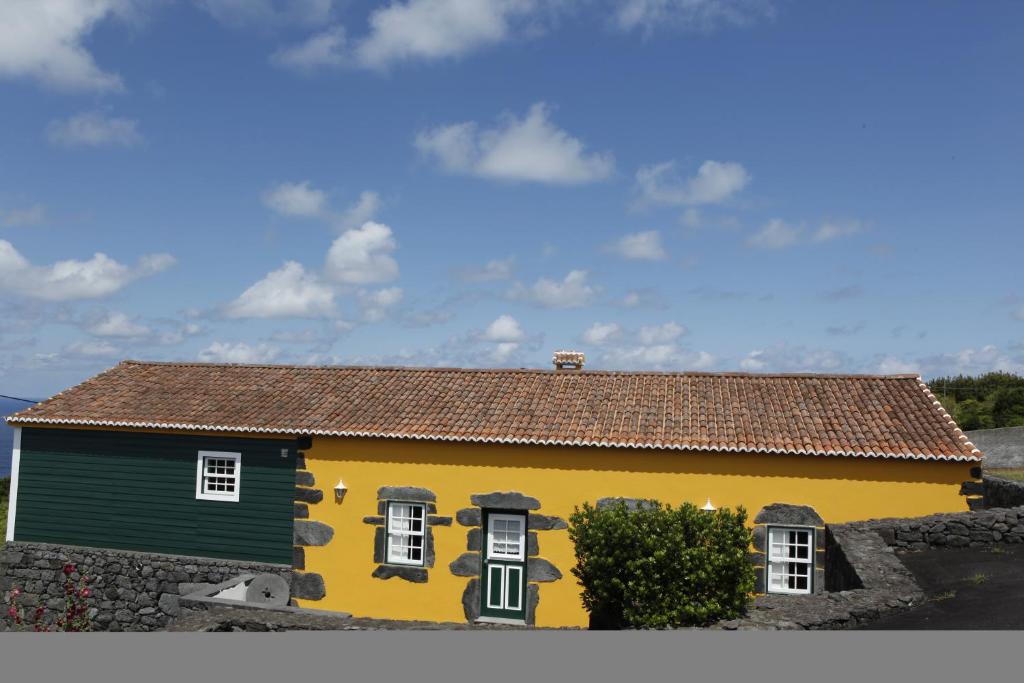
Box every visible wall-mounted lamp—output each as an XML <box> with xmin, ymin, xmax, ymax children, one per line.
<box><xmin>701</xmin><ymin>497</ymin><xmax>717</xmax><ymax>512</ymax></box>
<box><xmin>334</xmin><ymin>479</ymin><xmax>348</xmax><ymax>503</ymax></box>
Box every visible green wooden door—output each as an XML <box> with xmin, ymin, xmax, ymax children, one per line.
<box><xmin>479</xmin><ymin>510</ymin><xmax>528</xmax><ymax>623</ymax></box>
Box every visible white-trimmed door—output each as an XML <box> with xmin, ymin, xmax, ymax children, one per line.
<box><xmin>479</xmin><ymin>511</ymin><xmax>527</xmax><ymax>622</ymax></box>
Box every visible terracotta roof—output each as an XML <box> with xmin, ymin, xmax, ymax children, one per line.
<box><xmin>7</xmin><ymin>360</ymin><xmax>981</xmax><ymax>461</ymax></box>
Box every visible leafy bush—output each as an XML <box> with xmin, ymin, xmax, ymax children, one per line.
<box><xmin>568</xmin><ymin>500</ymin><xmax>755</xmax><ymax>629</ymax></box>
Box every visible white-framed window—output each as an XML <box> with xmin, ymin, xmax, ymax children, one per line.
<box><xmin>386</xmin><ymin>502</ymin><xmax>426</xmax><ymax>566</ymax></box>
<box><xmin>767</xmin><ymin>526</ymin><xmax>814</xmax><ymax>594</ymax></box>
<box><xmin>486</xmin><ymin>513</ymin><xmax>526</xmax><ymax>562</ymax></box>
<box><xmin>195</xmin><ymin>451</ymin><xmax>242</xmax><ymax>502</ymax></box>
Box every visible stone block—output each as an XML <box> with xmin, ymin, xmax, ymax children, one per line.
<box><xmin>377</xmin><ymin>486</ymin><xmax>436</xmax><ymax>503</ymax></box>
<box><xmin>291</xmin><ymin>572</ymin><xmax>326</xmax><ymax>600</ymax></box>
<box><xmin>295</xmin><ymin>471</ymin><xmax>315</xmax><ymax>487</ymax></box>
<box><xmin>456</xmin><ymin>508</ymin><xmax>481</xmax><ymax>527</ymax></box>
<box><xmin>294</xmin><ymin>503</ymin><xmax>309</xmax><ymax>519</ymax></box>
<box><xmin>372</xmin><ymin>565</ymin><xmax>428</xmax><ymax>583</ymax></box>
<box><xmin>293</xmin><ymin>547</ymin><xmax>305</xmax><ymax>570</ymax></box>
<box><xmin>158</xmin><ymin>593</ymin><xmax>180</xmax><ymax>617</ymax></box>
<box><xmin>528</xmin><ymin>514</ymin><xmax>568</xmax><ymax>531</ymax></box>
<box><xmin>471</xmin><ymin>492</ymin><xmax>541</xmax><ymax>510</ymax></box>
<box><xmin>753</xmin><ymin>503</ymin><xmax>824</xmax><ymax>527</ymax></box>
<box><xmin>448</xmin><ymin>553</ymin><xmax>480</xmax><ymax>577</ymax></box>
<box><xmin>526</xmin><ymin>558</ymin><xmax>562</xmax><ymax>583</ymax></box>
<box><xmin>294</xmin><ymin>521</ymin><xmax>335</xmax><ymax>547</ymax></box>
<box><xmin>295</xmin><ymin>487</ymin><xmax>324</xmax><ymax>504</ymax></box>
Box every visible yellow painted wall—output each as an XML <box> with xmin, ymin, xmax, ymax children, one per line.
<box><xmin>297</xmin><ymin>436</ymin><xmax>975</xmax><ymax>628</ymax></box>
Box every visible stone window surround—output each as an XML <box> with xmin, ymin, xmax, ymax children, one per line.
<box><xmin>364</xmin><ymin>486</ymin><xmax>453</xmax><ymax>584</ymax></box>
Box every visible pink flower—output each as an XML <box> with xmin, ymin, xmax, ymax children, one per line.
<box><xmin>7</xmin><ymin>606</ymin><xmax>16</xmax><ymax>618</ymax></box>
<box><xmin>79</xmin><ymin>588</ymin><xmax>91</xmax><ymax>598</ymax></box>
<box><xmin>11</xmin><ymin>588</ymin><xmax>21</xmax><ymax>597</ymax></box>
<box><xmin>63</xmin><ymin>563</ymin><xmax>75</xmax><ymax>576</ymax></box>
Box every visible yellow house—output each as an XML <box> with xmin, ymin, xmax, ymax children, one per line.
<box><xmin>6</xmin><ymin>357</ymin><xmax>982</xmax><ymax>628</ymax></box>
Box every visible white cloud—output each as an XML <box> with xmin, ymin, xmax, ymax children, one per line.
<box><xmin>638</xmin><ymin>321</ymin><xmax>686</xmax><ymax>345</ymax></box>
<box><xmin>356</xmin><ymin>0</ymin><xmax>538</xmax><ymax>69</ymax></box>
<box><xmin>459</xmin><ymin>257</ymin><xmax>515</xmax><ymax>282</ymax></box>
<box><xmin>582</xmin><ymin>322</ymin><xmax>622</xmax><ymax>346</ymax></box>
<box><xmin>608</xmin><ymin>230</ymin><xmax>667</xmax><ymax>261</ymax></box>
<box><xmin>601</xmin><ymin>345</ymin><xmax>715</xmax><ymax>371</ymax></box>
<box><xmin>87</xmin><ymin>311</ymin><xmax>150</xmax><ymax>338</ymax></box>
<box><xmin>0</xmin><ymin>240</ymin><xmax>174</xmax><ymax>301</ymax></box>
<box><xmin>634</xmin><ymin>160</ymin><xmax>749</xmax><ymax>207</ymax></box>
<box><xmin>63</xmin><ymin>339</ymin><xmax>121</xmax><ymax>358</ymax></box>
<box><xmin>336</xmin><ymin>190</ymin><xmax>381</xmax><ymax>231</ymax></box>
<box><xmin>226</xmin><ymin>261</ymin><xmax>335</xmax><ymax>319</ymax></box>
<box><xmin>198</xmin><ymin>341</ymin><xmax>280</xmax><ymax>364</ymax></box>
<box><xmin>916</xmin><ymin>344</ymin><xmax>1024</xmax><ymax>378</ymax></box>
<box><xmin>483</xmin><ymin>314</ymin><xmax>524</xmax><ymax>342</ymax></box>
<box><xmin>47</xmin><ymin>111</ymin><xmax>143</xmax><ymax>148</ymax></box>
<box><xmin>0</xmin><ymin>0</ymin><xmax>132</xmax><ymax>92</ymax></box>
<box><xmin>745</xmin><ymin>218</ymin><xmax>800</xmax><ymax>249</ymax></box>
<box><xmin>196</xmin><ymin>0</ymin><xmax>335</xmax><ymax>28</ymax></box>
<box><xmin>876</xmin><ymin>357</ymin><xmax>920</xmax><ymax>375</ymax></box>
<box><xmin>615</xmin><ymin>0</ymin><xmax>775</xmax><ymax>34</ymax></box>
<box><xmin>262</xmin><ymin>181</ymin><xmax>327</xmax><ymax>218</ymax></box>
<box><xmin>491</xmin><ymin>341</ymin><xmax>520</xmax><ymax>362</ymax></box>
<box><xmin>739</xmin><ymin>345</ymin><xmax>847</xmax><ymax>373</ymax></box>
<box><xmin>359</xmin><ymin>286</ymin><xmax>404</xmax><ymax>321</ymax></box>
<box><xmin>2</xmin><ymin>204</ymin><xmax>46</xmax><ymax>227</ymax></box>
<box><xmin>325</xmin><ymin>221</ymin><xmax>399</xmax><ymax>284</ymax></box>
<box><xmin>511</xmin><ymin>269</ymin><xmax>597</xmax><ymax>308</ymax></box>
<box><xmin>812</xmin><ymin>219</ymin><xmax>863</xmax><ymax>243</ymax></box>
<box><xmin>271</xmin><ymin>25</ymin><xmax>346</xmax><ymax>71</ymax></box>
<box><xmin>416</xmin><ymin>102</ymin><xmax>614</xmax><ymax>185</ymax></box>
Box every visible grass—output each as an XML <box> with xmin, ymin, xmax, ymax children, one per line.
<box><xmin>1</xmin><ymin>476</ymin><xmax>8</xmax><ymax>532</ymax></box>
<box><xmin>970</xmin><ymin>573</ymin><xmax>989</xmax><ymax>585</ymax></box>
<box><xmin>933</xmin><ymin>590</ymin><xmax>957</xmax><ymax>602</ymax></box>
<box><xmin>988</xmin><ymin>468</ymin><xmax>1024</xmax><ymax>482</ymax></box>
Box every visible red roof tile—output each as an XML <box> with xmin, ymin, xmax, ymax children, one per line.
<box><xmin>7</xmin><ymin>360</ymin><xmax>981</xmax><ymax>461</ymax></box>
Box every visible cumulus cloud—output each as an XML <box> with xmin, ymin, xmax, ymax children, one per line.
<box><xmin>226</xmin><ymin>261</ymin><xmax>335</xmax><ymax>319</ymax></box>
<box><xmin>745</xmin><ymin>218</ymin><xmax>800</xmax><ymax>249</ymax></box>
<box><xmin>607</xmin><ymin>230</ymin><xmax>667</xmax><ymax>261</ymax></box>
<box><xmin>196</xmin><ymin>0</ymin><xmax>335</xmax><ymax>29</ymax></box>
<box><xmin>2</xmin><ymin>204</ymin><xmax>46</xmax><ymax>227</ymax></box>
<box><xmin>47</xmin><ymin>111</ymin><xmax>143</xmax><ymax>148</ymax></box>
<box><xmin>739</xmin><ymin>345</ymin><xmax>847</xmax><ymax>373</ymax></box>
<box><xmin>0</xmin><ymin>240</ymin><xmax>174</xmax><ymax>301</ymax></box>
<box><xmin>0</xmin><ymin>0</ymin><xmax>133</xmax><ymax>92</ymax></box>
<box><xmin>582</xmin><ymin>322</ymin><xmax>622</xmax><ymax>346</ymax></box>
<box><xmin>271</xmin><ymin>25</ymin><xmax>346</xmax><ymax>71</ymax></box>
<box><xmin>615</xmin><ymin>0</ymin><xmax>775</xmax><ymax>34</ymax></box>
<box><xmin>458</xmin><ymin>257</ymin><xmax>515</xmax><ymax>283</ymax></box>
<box><xmin>482</xmin><ymin>314</ymin><xmax>524</xmax><ymax>342</ymax></box>
<box><xmin>511</xmin><ymin>270</ymin><xmax>597</xmax><ymax>308</ymax></box>
<box><xmin>262</xmin><ymin>181</ymin><xmax>328</xmax><ymax>218</ymax></box>
<box><xmin>87</xmin><ymin>311</ymin><xmax>151</xmax><ymax>338</ymax></box>
<box><xmin>63</xmin><ymin>339</ymin><xmax>121</xmax><ymax>358</ymax></box>
<box><xmin>416</xmin><ymin>103</ymin><xmax>614</xmax><ymax>185</ymax></box>
<box><xmin>638</xmin><ymin>321</ymin><xmax>686</xmax><ymax>345</ymax></box>
<box><xmin>199</xmin><ymin>341</ymin><xmax>280</xmax><ymax>364</ymax></box>
<box><xmin>601</xmin><ymin>345</ymin><xmax>714</xmax><ymax>371</ymax></box>
<box><xmin>359</xmin><ymin>286</ymin><xmax>404</xmax><ymax>321</ymax></box>
<box><xmin>356</xmin><ymin>0</ymin><xmax>539</xmax><ymax>69</ymax></box>
<box><xmin>876</xmin><ymin>357</ymin><xmax>920</xmax><ymax>375</ymax></box>
<box><xmin>747</xmin><ymin>218</ymin><xmax>863</xmax><ymax>249</ymax></box>
<box><xmin>634</xmin><ymin>160</ymin><xmax>749</xmax><ymax>207</ymax></box>
<box><xmin>336</xmin><ymin>191</ymin><xmax>381</xmax><ymax>232</ymax></box>
<box><xmin>325</xmin><ymin>221</ymin><xmax>399</xmax><ymax>284</ymax></box>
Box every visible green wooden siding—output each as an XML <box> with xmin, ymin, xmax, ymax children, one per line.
<box><xmin>14</xmin><ymin>428</ymin><xmax>296</xmax><ymax>564</ymax></box>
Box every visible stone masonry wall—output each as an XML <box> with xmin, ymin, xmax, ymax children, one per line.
<box><xmin>0</xmin><ymin>542</ymin><xmax>291</xmax><ymax>632</ymax></box>
<box><xmin>983</xmin><ymin>475</ymin><xmax>1024</xmax><ymax>510</ymax></box>
<box><xmin>849</xmin><ymin>504</ymin><xmax>1024</xmax><ymax>550</ymax></box>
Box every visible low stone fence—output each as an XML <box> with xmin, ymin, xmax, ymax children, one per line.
<box><xmin>983</xmin><ymin>475</ymin><xmax>1024</xmax><ymax>509</ymax></box>
<box><xmin>716</xmin><ymin>525</ymin><xmax>923</xmax><ymax>630</ymax></box>
<box><xmin>849</xmin><ymin>505</ymin><xmax>1024</xmax><ymax>550</ymax></box>
<box><xmin>0</xmin><ymin>542</ymin><xmax>291</xmax><ymax>632</ymax></box>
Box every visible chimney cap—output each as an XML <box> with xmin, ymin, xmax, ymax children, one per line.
<box><xmin>553</xmin><ymin>350</ymin><xmax>585</xmax><ymax>371</ymax></box>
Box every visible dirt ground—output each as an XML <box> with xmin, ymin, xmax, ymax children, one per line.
<box><xmin>863</xmin><ymin>545</ymin><xmax>1024</xmax><ymax>629</ymax></box>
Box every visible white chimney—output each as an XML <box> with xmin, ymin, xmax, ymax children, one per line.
<box><xmin>552</xmin><ymin>350</ymin><xmax>585</xmax><ymax>372</ymax></box>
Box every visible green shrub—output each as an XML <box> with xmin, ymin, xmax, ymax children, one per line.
<box><xmin>568</xmin><ymin>500</ymin><xmax>755</xmax><ymax>629</ymax></box>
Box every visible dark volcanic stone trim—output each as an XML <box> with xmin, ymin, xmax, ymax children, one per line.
<box><xmin>461</xmin><ymin>578</ymin><xmax>480</xmax><ymax>622</ymax></box>
<box><xmin>753</xmin><ymin>503</ymin><xmax>824</xmax><ymax>527</ymax></box>
<box><xmin>295</xmin><ymin>452</ymin><xmax>306</xmax><ymax>470</ymax></box>
<box><xmin>372</xmin><ymin>565</ymin><xmax>428</xmax><ymax>583</ymax></box>
<box><xmin>448</xmin><ymin>552</ymin><xmax>481</xmax><ymax>577</ymax></box>
<box><xmin>293</xmin><ymin>521</ymin><xmax>334</xmax><ymax>547</ymax></box>
<box><xmin>528</xmin><ymin>514</ymin><xmax>567</xmax><ymax>530</ymax></box>
<box><xmin>294</xmin><ymin>503</ymin><xmax>309</xmax><ymax>519</ymax></box>
<box><xmin>526</xmin><ymin>584</ymin><xmax>539</xmax><ymax>626</ymax></box>
<box><xmin>296</xmin><ymin>436</ymin><xmax>312</xmax><ymax>451</ymax></box>
<box><xmin>295</xmin><ymin>487</ymin><xmax>324</xmax><ymax>504</ymax></box>
<box><xmin>295</xmin><ymin>471</ymin><xmax>315</xmax><ymax>487</ymax></box>
<box><xmin>377</xmin><ymin>486</ymin><xmax>436</xmax><ymax>503</ymax></box>
<box><xmin>470</xmin><ymin>492</ymin><xmax>541</xmax><ymax>510</ymax></box>
<box><xmin>851</xmin><ymin>504</ymin><xmax>1024</xmax><ymax>550</ymax></box>
<box><xmin>377</xmin><ymin>500</ymin><xmax>388</xmax><ymax>515</ymax></box>
<box><xmin>373</xmin><ymin>528</ymin><xmax>386</xmax><ymax>564</ymax></box>
<box><xmin>456</xmin><ymin>508</ymin><xmax>481</xmax><ymax>527</ymax></box>
<box><xmin>466</xmin><ymin>527</ymin><xmax>481</xmax><ymax>551</ymax></box>
<box><xmin>428</xmin><ymin>516</ymin><xmax>453</xmax><ymax>526</ymax></box>
<box><xmin>425</xmin><ymin>529</ymin><xmax>436</xmax><ymax>569</ymax></box>
<box><xmin>526</xmin><ymin>558</ymin><xmax>561</xmax><ymax>583</ymax></box>
<box><xmin>362</xmin><ymin>516</ymin><xmax>385</xmax><ymax>525</ymax></box>
<box><xmin>293</xmin><ymin>547</ymin><xmax>305</xmax><ymax>570</ymax></box>
<box><xmin>527</xmin><ymin>532</ymin><xmax>539</xmax><ymax>557</ymax></box>
<box><xmin>291</xmin><ymin>572</ymin><xmax>326</xmax><ymax>600</ymax></box>
<box><xmin>983</xmin><ymin>476</ymin><xmax>1024</xmax><ymax>509</ymax></box>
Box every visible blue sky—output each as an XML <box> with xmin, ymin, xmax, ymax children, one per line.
<box><xmin>1</xmin><ymin>0</ymin><xmax>1022</xmax><ymax>397</ymax></box>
